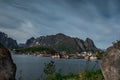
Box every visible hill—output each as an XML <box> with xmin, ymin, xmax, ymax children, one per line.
<box><xmin>25</xmin><ymin>33</ymin><xmax>98</xmax><ymax>53</ymax></box>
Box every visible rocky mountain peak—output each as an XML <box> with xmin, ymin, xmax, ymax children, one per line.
<box><xmin>85</xmin><ymin>38</ymin><xmax>97</xmax><ymax>51</ymax></box>
<box><xmin>56</xmin><ymin>33</ymin><xmax>66</xmax><ymax>36</ymax></box>
<box><xmin>55</xmin><ymin>33</ymin><xmax>70</xmax><ymax>39</ymax></box>
<box><xmin>0</xmin><ymin>31</ymin><xmax>18</xmax><ymax>49</ymax></box>
<box><xmin>85</xmin><ymin>38</ymin><xmax>92</xmax><ymax>41</ymax></box>
<box><xmin>25</xmin><ymin>33</ymin><xmax>98</xmax><ymax>53</ymax></box>
<box><xmin>25</xmin><ymin>37</ymin><xmax>35</xmax><ymax>47</ymax></box>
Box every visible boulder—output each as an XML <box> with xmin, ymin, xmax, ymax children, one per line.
<box><xmin>101</xmin><ymin>41</ymin><xmax>120</xmax><ymax>80</ymax></box>
<box><xmin>0</xmin><ymin>43</ymin><xmax>16</xmax><ymax>80</ymax></box>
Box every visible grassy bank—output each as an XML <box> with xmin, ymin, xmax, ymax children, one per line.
<box><xmin>45</xmin><ymin>70</ymin><xmax>104</xmax><ymax>80</ymax></box>
<box><xmin>44</xmin><ymin>61</ymin><xmax>104</xmax><ymax>80</ymax></box>
<box><xmin>14</xmin><ymin>46</ymin><xmax>56</xmax><ymax>54</ymax></box>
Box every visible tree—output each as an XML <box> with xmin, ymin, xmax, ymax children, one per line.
<box><xmin>44</xmin><ymin>61</ymin><xmax>55</xmax><ymax>75</ymax></box>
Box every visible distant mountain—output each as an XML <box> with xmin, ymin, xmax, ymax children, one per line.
<box><xmin>0</xmin><ymin>31</ymin><xmax>18</xmax><ymax>49</ymax></box>
<box><xmin>18</xmin><ymin>43</ymin><xmax>26</xmax><ymax>48</ymax></box>
<box><xmin>25</xmin><ymin>33</ymin><xmax>98</xmax><ymax>53</ymax></box>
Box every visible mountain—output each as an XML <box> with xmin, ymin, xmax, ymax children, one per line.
<box><xmin>84</xmin><ymin>38</ymin><xmax>97</xmax><ymax>51</ymax></box>
<box><xmin>25</xmin><ymin>33</ymin><xmax>98</xmax><ymax>53</ymax></box>
<box><xmin>0</xmin><ymin>31</ymin><xmax>18</xmax><ymax>49</ymax></box>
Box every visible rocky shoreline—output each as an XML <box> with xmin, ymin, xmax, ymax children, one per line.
<box><xmin>0</xmin><ymin>43</ymin><xmax>16</xmax><ymax>80</ymax></box>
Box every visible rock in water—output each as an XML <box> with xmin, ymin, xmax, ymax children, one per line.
<box><xmin>101</xmin><ymin>41</ymin><xmax>120</xmax><ymax>80</ymax></box>
<box><xmin>0</xmin><ymin>43</ymin><xmax>16</xmax><ymax>80</ymax></box>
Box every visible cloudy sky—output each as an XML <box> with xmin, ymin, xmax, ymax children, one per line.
<box><xmin>0</xmin><ymin>0</ymin><xmax>120</xmax><ymax>49</ymax></box>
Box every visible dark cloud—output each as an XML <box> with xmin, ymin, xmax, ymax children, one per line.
<box><xmin>0</xmin><ymin>0</ymin><xmax>120</xmax><ymax>49</ymax></box>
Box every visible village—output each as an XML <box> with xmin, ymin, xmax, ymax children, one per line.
<box><xmin>33</xmin><ymin>51</ymin><xmax>102</xmax><ymax>60</ymax></box>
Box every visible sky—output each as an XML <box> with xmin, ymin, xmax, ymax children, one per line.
<box><xmin>0</xmin><ymin>0</ymin><xmax>120</xmax><ymax>49</ymax></box>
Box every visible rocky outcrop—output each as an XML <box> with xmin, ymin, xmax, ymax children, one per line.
<box><xmin>85</xmin><ymin>38</ymin><xmax>97</xmax><ymax>51</ymax></box>
<box><xmin>101</xmin><ymin>41</ymin><xmax>120</xmax><ymax>80</ymax></box>
<box><xmin>0</xmin><ymin>31</ymin><xmax>18</xmax><ymax>49</ymax></box>
<box><xmin>0</xmin><ymin>43</ymin><xmax>16</xmax><ymax>80</ymax></box>
<box><xmin>25</xmin><ymin>33</ymin><xmax>98</xmax><ymax>53</ymax></box>
<box><xmin>25</xmin><ymin>37</ymin><xmax>35</xmax><ymax>47</ymax></box>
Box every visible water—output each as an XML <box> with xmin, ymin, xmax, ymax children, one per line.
<box><xmin>12</xmin><ymin>55</ymin><xmax>101</xmax><ymax>80</ymax></box>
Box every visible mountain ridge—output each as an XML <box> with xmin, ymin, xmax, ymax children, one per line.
<box><xmin>0</xmin><ymin>31</ymin><xmax>18</xmax><ymax>49</ymax></box>
<box><xmin>0</xmin><ymin>31</ymin><xmax>98</xmax><ymax>52</ymax></box>
<box><xmin>25</xmin><ymin>33</ymin><xmax>98</xmax><ymax>53</ymax></box>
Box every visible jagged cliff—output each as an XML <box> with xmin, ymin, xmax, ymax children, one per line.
<box><xmin>0</xmin><ymin>31</ymin><xmax>98</xmax><ymax>52</ymax></box>
<box><xmin>0</xmin><ymin>31</ymin><xmax>18</xmax><ymax>49</ymax></box>
<box><xmin>25</xmin><ymin>33</ymin><xmax>98</xmax><ymax>53</ymax></box>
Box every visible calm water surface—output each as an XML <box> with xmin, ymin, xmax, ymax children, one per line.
<box><xmin>12</xmin><ymin>55</ymin><xmax>101</xmax><ymax>80</ymax></box>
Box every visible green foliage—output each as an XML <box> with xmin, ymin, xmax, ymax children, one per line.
<box><xmin>62</xmin><ymin>73</ymin><xmax>79</xmax><ymax>80</ymax></box>
<box><xmin>46</xmin><ymin>73</ymin><xmax>63</xmax><ymax>80</ymax></box>
<box><xmin>45</xmin><ymin>72</ymin><xmax>79</xmax><ymax>80</ymax></box>
<box><xmin>45</xmin><ymin>70</ymin><xmax>104</xmax><ymax>80</ymax></box>
<box><xmin>56</xmin><ymin>43</ymin><xmax>79</xmax><ymax>54</ymax></box>
<box><xmin>56</xmin><ymin>44</ymin><xmax>71</xmax><ymax>53</ymax></box>
<box><xmin>14</xmin><ymin>46</ymin><xmax>56</xmax><ymax>54</ymax></box>
<box><xmin>78</xmin><ymin>70</ymin><xmax>104</xmax><ymax>80</ymax></box>
<box><xmin>44</xmin><ymin>61</ymin><xmax>55</xmax><ymax>75</ymax></box>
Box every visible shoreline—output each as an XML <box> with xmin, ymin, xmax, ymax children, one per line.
<box><xmin>12</xmin><ymin>54</ymin><xmax>101</xmax><ymax>61</ymax></box>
